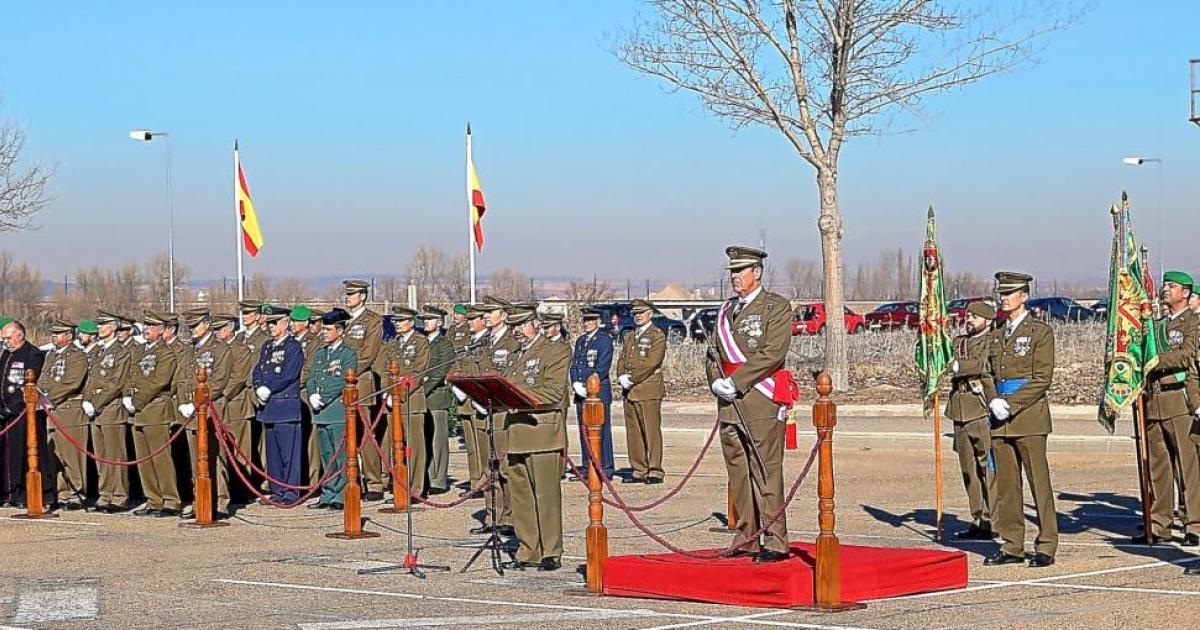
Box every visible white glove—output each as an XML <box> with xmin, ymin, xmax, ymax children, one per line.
<box><xmin>255</xmin><ymin>386</ymin><xmax>271</xmax><ymax>403</ymax></box>
<box><xmin>710</xmin><ymin>378</ymin><xmax>737</xmax><ymax>402</ymax></box>
<box><xmin>572</xmin><ymin>382</ymin><xmax>588</xmax><ymax>398</ymax></box>
<box><xmin>989</xmin><ymin>398</ymin><xmax>1011</xmax><ymax>421</ymax></box>
<box><xmin>122</xmin><ymin>396</ymin><xmax>135</xmax><ymax>413</ymax></box>
<box><xmin>309</xmin><ymin>393</ymin><xmax>323</xmax><ymax>410</ymax></box>
<box><xmin>1194</xmin><ymin>408</ymin><xmax>1200</xmax><ymax>421</ymax></box>
<box><xmin>618</xmin><ymin>374</ymin><xmax>634</xmax><ymax>389</ymax></box>
<box><xmin>473</xmin><ymin>402</ymin><xmax>487</xmax><ymax>415</ymax></box>
<box><xmin>452</xmin><ymin>385</ymin><xmax>467</xmax><ymax>403</ymax></box>
<box><xmin>385</xmin><ymin>393</ymin><xmax>394</xmax><ymax>409</ymax></box>
<box><xmin>951</xmin><ymin>360</ymin><xmax>960</xmax><ymax>374</ymax></box>
<box><xmin>82</xmin><ymin>401</ymin><xmax>96</xmax><ymax>417</ymax></box>
<box><xmin>177</xmin><ymin>403</ymin><xmax>195</xmax><ymax>419</ymax></box>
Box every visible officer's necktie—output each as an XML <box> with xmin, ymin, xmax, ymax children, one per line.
<box><xmin>731</xmin><ymin>300</ymin><xmax>745</xmax><ymax>320</ymax></box>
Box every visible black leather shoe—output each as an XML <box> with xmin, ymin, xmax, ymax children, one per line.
<box><xmin>645</xmin><ymin>477</ymin><xmax>664</xmax><ymax>485</ymax></box>
<box><xmin>498</xmin><ymin>525</ymin><xmax>516</xmax><ymax>537</ymax></box>
<box><xmin>1131</xmin><ymin>533</ymin><xmax>1169</xmax><ymax>545</ymax></box>
<box><xmin>307</xmin><ymin>502</ymin><xmax>328</xmax><ymax>510</ymax></box>
<box><xmin>469</xmin><ymin>524</ymin><xmax>495</xmax><ymax>535</ymax></box>
<box><xmin>62</xmin><ymin>500</ymin><xmax>84</xmax><ymax>511</ymax></box>
<box><xmin>538</xmin><ymin>557</ymin><xmax>561</xmax><ymax>571</ymax></box>
<box><xmin>362</xmin><ymin>491</ymin><xmax>385</xmax><ymax>501</ymax></box>
<box><xmin>157</xmin><ymin>508</ymin><xmax>180</xmax><ymax>518</ymax></box>
<box><xmin>752</xmin><ymin>550</ymin><xmax>789</xmax><ymax>563</ymax></box>
<box><xmin>954</xmin><ymin>525</ymin><xmax>995</xmax><ymax>540</ymax></box>
<box><xmin>500</xmin><ymin>560</ymin><xmax>536</xmax><ymax>571</ymax></box>
<box><xmin>1184</xmin><ymin>563</ymin><xmax>1200</xmax><ymax>575</ymax></box>
<box><xmin>428</xmin><ymin>487</ymin><xmax>450</xmax><ymax>496</ymax></box>
<box><xmin>132</xmin><ymin>506</ymin><xmax>157</xmax><ymax>517</ymax></box>
<box><xmin>1182</xmin><ymin>533</ymin><xmax>1200</xmax><ymax>547</ymax></box>
<box><xmin>621</xmin><ymin>476</ymin><xmax>644</xmax><ymax>484</ymax></box>
<box><xmin>215</xmin><ymin>511</ymin><xmax>230</xmax><ymax>520</ymax></box>
<box><xmin>718</xmin><ymin>548</ymin><xmax>755</xmax><ymax>558</ymax></box>
<box><xmin>327</xmin><ymin>502</ymin><xmax>343</xmax><ymax>510</ymax></box>
<box><xmin>1027</xmin><ymin>553</ymin><xmax>1055</xmax><ymax>568</ymax></box>
<box><xmin>983</xmin><ymin>551</ymin><xmax>1025</xmax><ymax>566</ymax></box>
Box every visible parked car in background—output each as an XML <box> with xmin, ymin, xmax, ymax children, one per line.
<box><xmin>947</xmin><ymin>297</ymin><xmax>993</xmax><ymax>327</ymax></box>
<box><xmin>1027</xmin><ymin>297</ymin><xmax>1101</xmax><ymax>323</ymax></box>
<box><xmin>687</xmin><ymin>307</ymin><xmax>719</xmax><ymax>341</ymax></box>
<box><xmin>1090</xmin><ymin>298</ymin><xmax>1109</xmax><ymax>319</ymax></box>
<box><xmin>605</xmin><ymin>308</ymin><xmax>688</xmax><ymax>342</ymax></box>
<box><xmin>792</xmin><ymin>303</ymin><xmax>866</xmax><ymax>335</ymax></box>
<box><xmin>865</xmin><ymin>301</ymin><xmax>919</xmax><ymax>331</ymax></box>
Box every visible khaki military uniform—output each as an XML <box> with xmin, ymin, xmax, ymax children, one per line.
<box><xmin>424</xmin><ymin>331</ymin><xmax>455</xmax><ymax>492</ymax></box>
<box><xmin>946</xmin><ymin>331</ymin><xmax>998</xmax><ymax>531</ymax></box>
<box><xmin>1144</xmin><ymin>309</ymin><xmax>1200</xmax><ymax>537</ymax></box>
<box><xmin>617</xmin><ymin>324</ymin><xmax>666</xmax><ymax>481</ymax></box>
<box><xmin>382</xmin><ymin>330</ymin><xmax>430</xmax><ymax>497</ymax></box>
<box><xmin>704</xmin><ymin>290</ymin><xmax>793</xmax><ymax>553</ymax></box>
<box><xmin>39</xmin><ymin>344</ymin><xmax>89</xmax><ymax>504</ymax></box>
<box><xmin>480</xmin><ymin>325</ymin><xmax>520</xmax><ymax>526</ymax></box>
<box><xmin>988</xmin><ymin>313</ymin><xmax>1058</xmax><ymax>558</ymax></box>
<box><xmin>343</xmin><ymin>307</ymin><xmax>386</xmax><ymax>493</ymax></box>
<box><xmin>86</xmin><ymin>339</ymin><xmax>132</xmax><ymax>508</ymax></box>
<box><xmin>504</xmin><ymin>334</ymin><xmax>569</xmax><ymax>564</ymax></box>
<box><xmin>128</xmin><ymin>341</ymin><xmax>181</xmax><ymax>510</ymax></box>
<box><xmin>177</xmin><ymin>333</ymin><xmax>232</xmax><ymax>512</ymax></box>
<box><xmin>296</xmin><ymin>330</ymin><xmax>323</xmax><ymax>485</ymax></box>
<box><xmin>223</xmin><ymin>335</ymin><xmax>255</xmax><ymax>502</ymax></box>
<box><xmin>454</xmin><ymin>330</ymin><xmax>490</xmax><ymax>486</ymax></box>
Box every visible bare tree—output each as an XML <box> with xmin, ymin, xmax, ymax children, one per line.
<box><xmin>784</xmin><ymin>257</ymin><xmax>821</xmax><ymax>300</ymax></box>
<box><xmin>273</xmin><ymin>277</ymin><xmax>310</xmax><ymax>305</ymax></box>
<box><xmin>446</xmin><ymin>253</ymin><xmax>470</xmax><ymax>303</ymax></box>
<box><xmin>0</xmin><ymin>120</ymin><xmax>52</xmax><ymax>232</ymax></box>
<box><xmin>406</xmin><ymin>244</ymin><xmax>450</xmax><ymax>304</ymax></box>
<box><xmin>376</xmin><ymin>276</ymin><xmax>403</xmax><ymax>304</ymax></box>
<box><xmin>246</xmin><ymin>273</ymin><xmax>272</xmax><ymax>302</ymax></box>
<box><xmin>145</xmin><ymin>253</ymin><xmax>187</xmax><ymax>310</ymax></box>
<box><xmin>619</xmin><ymin>0</ymin><xmax>1074</xmax><ymax>388</ymax></box>
<box><xmin>489</xmin><ymin>268</ymin><xmax>530</xmax><ymax>301</ymax></box>
<box><xmin>566</xmin><ymin>275</ymin><xmax>615</xmax><ymax>303</ymax></box>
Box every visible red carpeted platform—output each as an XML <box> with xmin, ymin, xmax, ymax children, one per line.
<box><xmin>604</xmin><ymin>541</ymin><xmax>968</xmax><ymax>608</ymax></box>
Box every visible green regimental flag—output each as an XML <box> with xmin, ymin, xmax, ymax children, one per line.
<box><xmin>1098</xmin><ymin>193</ymin><xmax>1159</xmax><ymax>434</ymax></box>
<box><xmin>914</xmin><ymin>207</ymin><xmax>954</xmax><ymax>400</ymax></box>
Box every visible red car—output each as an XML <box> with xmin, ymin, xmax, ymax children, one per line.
<box><xmin>792</xmin><ymin>303</ymin><xmax>866</xmax><ymax>335</ymax></box>
<box><xmin>865</xmin><ymin>301</ymin><xmax>919</xmax><ymax>331</ymax></box>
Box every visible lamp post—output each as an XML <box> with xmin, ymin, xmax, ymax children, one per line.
<box><xmin>130</xmin><ymin>129</ymin><xmax>176</xmax><ymax>311</ymax></box>
<box><xmin>1122</xmin><ymin>157</ymin><xmax>1163</xmax><ymax>277</ymax></box>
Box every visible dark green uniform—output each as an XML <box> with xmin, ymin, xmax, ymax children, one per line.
<box><xmin>454</xmin><ymin>328</ymin><xmax>490</xmax><ymax>487</ymax></box>
<box><xmin>424</xmin><ymin>330</ymin><xmax>455</xmax><ymax>492</ymax></box>
<box><xmin>946</xmin><ymin>330</ymin><xmax>997</xmax><ymax>533</ymax></box>
<box><xmin>306</xmin><ymin>341</ymin><xmax>357</xmax><ymax>506</ymax></box>
<box><xmin>1145</xmin><ymin>309</ymin><xmax>1200</xmax><ymax>537</ymax></box>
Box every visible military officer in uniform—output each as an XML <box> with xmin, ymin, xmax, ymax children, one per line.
<box><xmin>238</xmin><ymin>301</ymin><xmax>268</xmax><ymax>355</ymax></box>
<box><xmin>40</xmin><ymin>319</ymin><xmax>90</xmax><ymax>510</ymax></box>
<box><xmin>177</xmin><ymin>308</ymin><xmax>233</xmax><ymax>518</ymax></box>
<box><xmin>543</xmin><ymin>312</ymin><xmax>568</xmax><ymax>345</ymax></box>
<box><xmin>984</xmin><ymin>272</ymin><xmax>1059</xmax><ymax>568</ymax></box>
<box><xmin>1189</xmin><ymin>282</ymin><xmax>1200</xmax><ymax>315</ymax></box>
<box><xmin>341</xmin><ymin>280</ymin><xmax>387</xmax><ymax>500</ymax></box>
<box><xmin>419</xmin><ymin>306</ymin><xmax>455</xmax><ymax>495</ymax></box>
<box><xmin>502</xmin><ymin>306</ymin><xmax>569</xmax><ymax>571</ymax></box>
<box><xmin>616</xmin><ymin>299</ymin><xmax>667</xmax><ymax>484</ymax></box>
<box><xmin>0</xmin><ymin>321</ymin><xmax>47</xmax><ymax>508</ymax></box>
<box><xmin>1138</xmin><ymin>271</ymin><xmax>1200</xmax><ymax>544</ymax></box>
<box><xmin>214</xmin><ymin>313</ymin><xmax>254</xmax><ymax>505</ymax></box>
<box><xmin>947</xmin><ymin>302</ymin><xmax>998</xmax><ymax>540</ymax></box>
<box><xmin>384</xmin><ymin>306</ymin><xmax>431</xmax><ymax>498</ymax></box>
<box><xmin>87</xmin><ymin>311</ymin><xmax>132</xmax><ymax>512</ymax></box>
<box><xmin>115</xmin><ymin>313</ymin><xmax>140</xmax><ymax>347</ymax></box>
<box><xmin>252</xmin><ymin>306</ymin><xmax>305</xmax><ymax>503</ymax></box>
<box><xmin>452</xmin><ymin>304</ymin><xmax>490</xmax><ymax>494</ymax></box>
<box><xmin>706</xmin><ymin>246</ymin><xmax>796</xmax><ymax>563</ymax></box>
<box><xmin>472</xmin><ymin>296</ymin><xmax>520</xmax><ymax>534</ymax></box>
<box><xmin>291</xmin><ymin>305</ymin><xmax>323</xmax><ymax>487</ymax></box>
<box><xmin>306</xmin><ymin>308</ymin><xmax>356</xmax><ymax>509</ymax></box>
<box><xmin>74</xmin><ymin>320</ymin><xmax>99</xmax><ymax>354</ymax></box>
<box><xmin>570</xmin><ymin>307</ymin><xmax>615</xmax><ymax>480</ymax></box>
<box><xmin>124</xmin><ymin>311</ymin><xmax>182</xmax><ymax>517</ymax></box>
<box><xmin>449</xmin><ymin>304</ymin><xmax>471</xmax><ymax>349</ymax></box>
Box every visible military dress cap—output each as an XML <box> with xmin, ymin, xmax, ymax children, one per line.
<box><xmin>390</xmin><ymin>306</ymin><xmax>418</xmax><ymax>321</ymax></box>
<box><xmin>238</xmin><ymin>300</ymin><xmax>263</xmax><ymax>314</ymax></box>
<box><xmin>308</xmin><ymin>308</ymin><xmax>325</xmax><ymax>322</ymax></box>
<box><xmin>465</xmin><ymin>303</ymin><xmax>486</xmax><ymax>318</ymax></box>
<box><xmin>1163</xmin><ymin>271</ymin><xmax>1194</xmax><ymax>287</ymax></box>
<box><xmin>581</xmin><ymin>307</ymin><xmax>602</xmax><ymax>321</ymax></box>
<box><xmin>994</xmin><ymin>271</ymin><xmax>1033</xmax><ymax>294</ymax></box>
<box><xmin>481</xmin><ymin>295</ymin><xmax>511</xmax><ymax>311</ymax></box>
<box><xmin>342</xmin><ymin>279</ymin><xmax>370</xmax><ymax>295</ymax></box>
<box><xmin>182</xmin><ymin>307</ymin><xmax>211</xmax><ymax>329</ymax></box>
<box><xmin>211</xmin><ymin>313</ymin><xmax>238</xmax><ymax>328</ymax></box>
<box><xmin>76</xmin><ymin>319</ymin><xmax>99</xmax><ymax>335</ymax></box>
<box><xmin>260</xmin><ymin>305</ymin><xmax>291</xmax><ymax>322</ymax></box>
<box><xmin>967</xmin><ymin>302</ymin><xmax>997</xmax><ymax>320</ymax></box>
<box><xmin>725</xmin><ymin>245</ymin><xmax>768</xmax><ymax>271</ymax></box>
<box><xmin>505</xmin><ymin>305</ymin><xmax>539</xmax><ymax>326</ymax></box>
<box><xmin>541</xmin><ymin>311</ymin><xmax>565</xmax><ymax>324</ymax></box>
<box><xmin>48</xmin><ymin>319</ymin><xmax>75</xmax><ymax>334</ymax></box>
<box><xmin>418</xmin><ymin>305</ymin><xmax>448</xmax><ymax>320</ymax></box>
<box><xmin>143</xmin><ymin>310</ymin><xmax>173</xmax><ymax>326</ymax></box>
<box><xmin>322</xmin><ymin>308</ymin><xmax>352</xmax><ymax>327</ymax></box>
<box><xmin>630</xmin><ymin>299</ymin><xmax>657</xmax><ymax>315</ymax></box>
<box><xmin>95</xmin><ymin>310</ymin><xmax>121</xmax><ymax>325</ymax></box>
<box><xmin>453</xmin><ymin>303</ymin><xmax>468</xmax><ymax>315</ymax></box>
<box><xmin>116</xmin><ymin>313</ymin><xmax>136</xmax><ymax>330</ymax></box>
<box><xmin>290</xmin><ymin>305</ymin><xmax>311</xmax><ymax>322</ymax></box>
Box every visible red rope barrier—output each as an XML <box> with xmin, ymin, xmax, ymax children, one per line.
<box><xmin>43</xmin><ymin>405</ymin><xmax>190</xmax><ymax>467</ymax></box>
<box><xmin>209</xmin><ymin>404</ymin><xmax>356</xmax><ymax>493</ymax></box>
<box><xmin>0</xmin><ymin>411</ymin><xmax>24</xmax><ymax>440</ymax></box>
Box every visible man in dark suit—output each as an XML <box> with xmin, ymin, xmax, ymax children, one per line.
<box><xmin>569</xmin><ymin>307</ymin><xmax>614</xmax><ymax>479</ymax></box>
<box><xmin>252</xmin><ymin>305</ymin><xmax>305</xmax><ymax>504</ymax></box>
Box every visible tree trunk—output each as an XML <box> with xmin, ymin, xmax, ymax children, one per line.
<box><xmin>816</xmin><ymin>168</ymin><xmax>849</xmax><ymax>391</ymax></box>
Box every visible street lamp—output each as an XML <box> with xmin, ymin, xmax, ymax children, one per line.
<box><xmin>130</xmin><ymin>129</ymin><xmax>176</xmax><ymax>312</ymax></box>
<box><xmin>1122</xmin><ymin>156</ymin><xmax>1164</xmax><ymax>278</ymax></box>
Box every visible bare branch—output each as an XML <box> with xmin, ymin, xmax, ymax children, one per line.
<box><xmin>0</xmin><ymin>120</ymin><xmax>53</xmax><ymax>232</ymax></box>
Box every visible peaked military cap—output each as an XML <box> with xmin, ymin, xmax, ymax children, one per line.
<box><xmin>343</xmin><ymin>279</ymin><xmax>370</xmax><ymax>295</ymax></box>
<box><xmin>48</xmin><ymin>319</ymin><xmax>75</xmax><ymax>334</ymax></box>
<box><xmin>967</xmin><ymin>302</ymin><xmax>996</xmax><ymax>320</ymax></box>
<box><xmin>1164</xmin><ymin>270</ymin><xmax>1194</xmax><ymax>288</ymax></box>
<box><xmin>994</xmin><ymin>271</ymin><xmax>1033</xmax><ymax>295</ymax></box>
<box><xmin>116</xmin><ymin>313</ymin><xmax>136</xmax><ymax>330</ymax></box>
<box><xmin>290</xmin><ymin>305</ymin><xmax>311</xmax><ymax>322</ymax></box>
<box><xmin>581</xmin><ymin>307</ymin><xmax>602</xmax><ymax>321</ymax></box>
<box><xmin>725</xmin><ymin>245</ymin><xmax>768</xmax><ymax>271</ymax></box>
<box><xmin>261</xmin><ymin>305</ymin><xmax>291</xmax><ymax>322</ymax></box>
<box><xmin>95</xmin><ymin>310</ymin><xmax>121</xmax><ymax>325</ymax></box>
<box><xmin>182</xmin><ymin>307</ymin><xmax>211</xmax><ymax>329</ymax></box>
<box><xmin>238</xmin><ymin>300</ymin><xmax>263</xmax><ymax>314</ymax></box>
<box><xmin>211</xmin><ymin>313</ymin><xmax>238</xmax><ymax>328</ymax></box>
<box><xmin>390</xmin><ymin>306</ymin><xmax>418</xmax><ymax>321</ymax></box>
<box><xmin>76</xmin><ymin>319</ymin><xmax>99</xmax><ymax>335</ymax></box>
<box><xmin>506</xmin><ymin>306</ymin><xmax>539</xmax><ymax>326</ymax></box>
<box><xmin>481</xmin><ymin>295</ymin><xmax>511</xmax><ymax>312</ymax></box>
<box><xmin>630</xmin><ymin>299</ymin><xmax>657</xmax><ymax>315</ymax></box>
<box><xmin>541</xmin><ymin>311</ymin><xmax>565</xmax><ymax>324</ymax></box>
<box><xmin>322</xmin><ymin>308</ymin><xmax>351</xmax><ymax>327</ymax></box>
<box><xmin>308</xmin><ymin>308</ymin><xmax>326</xmax><ymax>322</ymax></box>
<box><xmin>143</xmin><ymin>310</ymin><xmax>173</xmax><ymax>326</ymax></box>
<box><xmin>418</xmin><ymin>305</ymin><xmax>448</xmax><ymax>320</ymax></box>
<box><xmin>465</xmin><ymin>303</ymin><xmax>486</xmax><ymax>318</ymax></box>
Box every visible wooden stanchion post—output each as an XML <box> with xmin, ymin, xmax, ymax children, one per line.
<box><xmin>13</xmin><ymin>369</ymin><xmax>56</xmax><ymax>519</ymax></box>
<box><xmin>182</xmin><ymin>368</ymin><xmax>227</xmax><ymax>528</ymax></box>
<box><xmin>809</xmin><ymin>372</ymin><xmax>863</xmax><ymax>611</ymax></box>
<box><xmin>379</xmin><ymin>361</ymin><xmax>414</xmax><ymax>514</ymax></box>
<box><xmin>584</xmin><ymin>374</ymin><xmax>608</xmax><ymax>593</ymax></box>
<box><xmin>328</xmin><ymin>369</ymin><xmax>380</xmax><ymax>540</ymax></box>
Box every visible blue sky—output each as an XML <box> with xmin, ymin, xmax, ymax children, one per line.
<box><xmin>0</xmin><ymin>1</ymin><xmax>1197</xmax><ymax>286</ymax></box>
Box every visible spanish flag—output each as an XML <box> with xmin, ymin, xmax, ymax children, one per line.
<box><xmin>467</xmin><ymin>124</ymin><xmax>486</xmax><ymax>251</ymax></box>
<box><xmin>234</xmin><ymin>142</ymin><xmax>264</xmax><ymax>257</ymax></box>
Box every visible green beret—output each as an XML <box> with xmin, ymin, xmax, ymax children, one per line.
<box><xmin>966</xmin><ymin>302</ymin><xmax>996</xmax><ymax>320</ymax></box>
<box><xmin>290</xmin><ymin>305</ymin><xmax>311</xmax><ymax>322</ymax></box>
<box><xmin>0</xmin><ymin>317</ymin><xmax>13</xmax><ymax>329</ymax></box>
<box><xmin>453</xmin><ymin>303</ymin><xmax>468</xmax><ymax>315</ymax></box>
<box><xmin>76</xmin><ymin>319</ymin><xmax>99</xmax><ymax>335</ymax></box>
<box><xmin>1193</xmin><ymin>283</ymin><xmax>1199</xmax><ymax>295</ymax></box>
<box><xmin>1164</xmin><ymin>271</ymin><xmax>1194</xmax><ymax>288</ymax></box>
<box><xmin>725</xmin><ymin>245</ymin><xmax>768</xmax><ymax>271</ymax></box>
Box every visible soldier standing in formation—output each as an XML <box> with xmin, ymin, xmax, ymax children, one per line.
<box><xmin>452</xmin><ymin>304</ymin><xmax>489</xmax><ymax>495</ymax></box>
<box><xmin>501</xmin><ymin>306</ymin><xmax>568</xmax><ymax>571</ymax></box>
<box><xmin>178</xmin><ymin>308</ymin><xmax>232</xmax><ymax>518</ymax></box>
<box><xmin>1137</xmin><ymin>271</ymin><xmax>1200</xmax><ymax>545</ymax></box>
<box><xmin>616</xmin><ymin>299</ymin><xmax>666</xmax><ymax>484</ymax></box>
<box><xmin>570</xmin><ymin>307</ymin><xmax>614</xmax><ymax>480</ymax></box>
<box><xmin>291</xmin><ymin>305</ymin><xmax>322</xmax><ymax>486</ymax></box>
<box><xmin>341</xmin><ymin>280</ymin><xmax>386</xmax><ymax>500</ymax></box>
<box><xmin>124</xmin><ymin>311</ymin><xmax>181</xmax><ymax>517</ymax></box>
<box><xmin>947</xmin><ymin>302</ymin><xmax>998</xmax><ymax>540</ymax></box>
<box><xmin>420</xmin><ymin>306</ymin><xmax>454</xmax><ymax>495</ymax></box>
<box><xmin>40</xmin><ymin>319</ymin><xmax>90</xmax><ymax>510</ymax></box>
<box><xmin>0</xmin><ymin>321</ymin><xmax>46</xmax><ymax>508</ymax></box>
<box><xmin>985</xmin><ymin>271</ymin><xmax>1058</xmax><ymax>568</ymax></box>
<box><xmin>216</xmin><ymin>313</ymin><xmax>255</xmax><ymax>506</ymax></box>
<box><xmin>706</xmin><ymin>246</ymin><xmax>795</xmax><ymax>563</ymax></box>
<box><xmin>384</xmin><ymin>306</ymin><xmax>430</xmax><ymax>498</ymax></box>
<box><xmin>471</xmin><ymin>296</ymin><xmax>519</xmax><ymax>535</ymax></box>
<box><xmin>305</xmin><ymin>308</ymin><xmax>356</xmax><ymax>510</ymax></box>
<box><xmin>253</xmin><ymin>306</ymin><xmax>305</xmax><ymax>504</ymax></box>
<box><xmin>87</xmin><ymin>311</ymin><xmax>132</xmax><ymax>512</ymax></box>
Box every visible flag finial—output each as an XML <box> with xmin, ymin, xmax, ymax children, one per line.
<box><xmin>234</xmin><ymin>139</ymin><xmax>239</xmax><ymax>151</ymax></box>
<box><xmin>1121</xmin><ymin>190</ymin><xmax>1128</xmax><ymax>202</ymax></box>
<box><xmin>927</xmin><ymin>206</ymin><xmax>935</xmax><ymax>220</ymax></box>
<box><xmin>466</xmin><ymin>122</ymin><xmax>472</xmax><ymax>135</ymax></box>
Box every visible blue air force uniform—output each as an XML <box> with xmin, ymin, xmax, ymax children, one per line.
<box><xmin>569</xmin><ymin>312</ymin><xmax>615</xmax><ymax>478</ymax></box>
<box><xmin>252</xmin><ymin>323</ymin><xmax>305</xmax><ymax>502</ymax></box>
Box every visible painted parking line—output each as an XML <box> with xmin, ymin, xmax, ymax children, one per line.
<box><xmin>298</xmin><ymin>609</ymin><xmax>660</xmax><ymax>629</ymax></box>
<box><xmin>974</xmin><ymin>580</ymin><xmax>1200</xmax><ymax>597</ymax></box>
<box><xmin>2</xmin><ymin>516</ymin><xmax>101</xmax><ymax>526</ymax></box>
<box><xmin>638</xmin><ymin>608</ymin><xmax>878</xmax><ymax>630</ymax></box>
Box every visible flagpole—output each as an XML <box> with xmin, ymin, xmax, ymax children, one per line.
<box><xmin>466</xmin><ymin>123</ymin><xmax>477</xmax><ymax>303</ymax></box>
<box><xmin>234</xmin><ymin>142</ymin><xmax>245</xmax><ymax>314</ymax></box>
<box><xmin>933</xmin><ymin>391</ymin><xmax>944</xmax><ymax>543</ymax></box>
